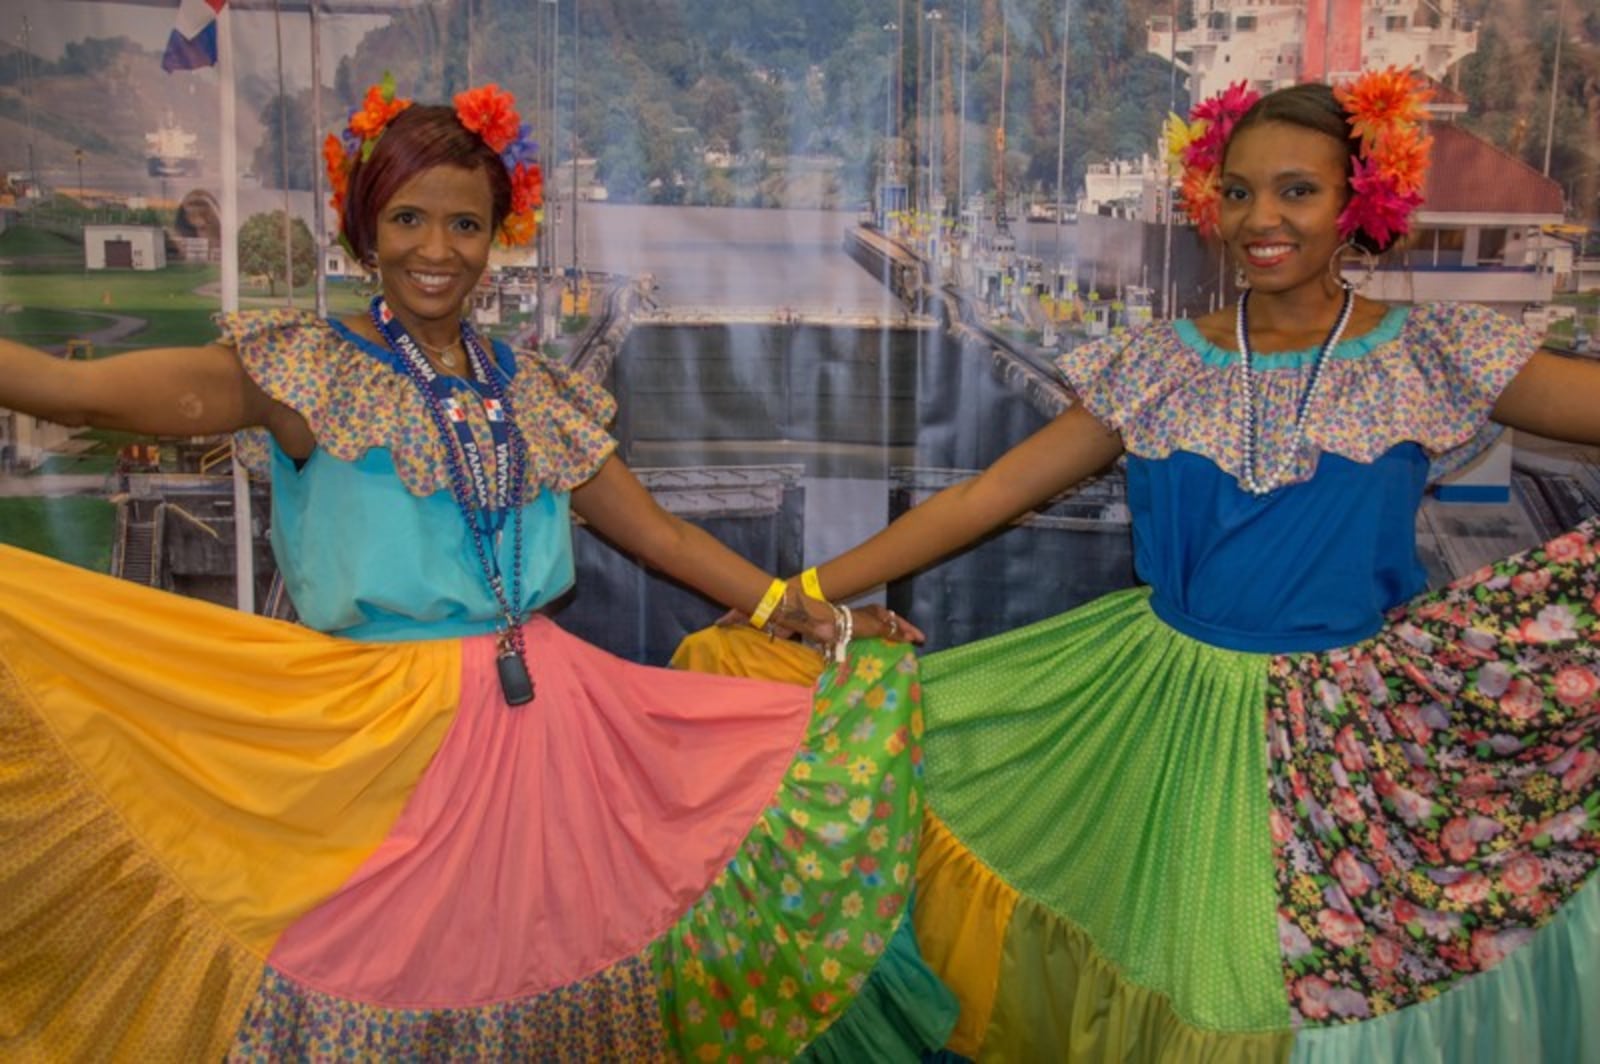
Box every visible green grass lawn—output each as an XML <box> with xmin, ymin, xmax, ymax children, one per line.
<box><xmin>0</xmin><ymin>497</ymin><xmax>115</xmax><ymax>572</ymax></box>
<box><xmin>23</xmin><ymin>428</ymin><xmax>144</xmax><ymax>476</ymax></box>
<box><xmin>0</xmin><ymin>264</ymin><xmax>225</xmax><ymax>350</ymax></box>
<box><xmin>33</xmin><ymin>453</ymin><xmax>116</xmax><ymax>475</ymax></box>
<box><xmin>0</xmin><ymin>306</ymin><xmax>115</xmax><ymax>344</ymax></box>
<box><xmin>0</xmin><ymin>265</ymin><xmax>521</xmax><ymax>355</ymax></box>
<box><xmin>0</xmin><ymin>226</ymin><xmax>81</xmax><ymax>261</ymax></box>
<box><xmin>0</xmin><ymin>267</ymin><xmax>376</xmax><ymax>352</ymax></box>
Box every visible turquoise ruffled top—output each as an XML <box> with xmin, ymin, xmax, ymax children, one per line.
<box><xmin>219</xmin><ymin>310</ymin><xmax>618</xmax><ymax>642</ymax></box>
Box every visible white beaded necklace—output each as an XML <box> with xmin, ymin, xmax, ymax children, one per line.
<box><xmin>1233</xmin><ymin>288</ymin><xmax>1354</xmax><ymax>496</ymax></box>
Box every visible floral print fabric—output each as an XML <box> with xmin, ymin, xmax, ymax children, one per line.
<box><xmin>1055</xmin><ymin>303</ymin><xmax>1540</xmax><ymax>490</ymax></box>
<box><xmin>219</xmin><ymin>309</ymin><xmax>617</xmax><ymax>498</ymax></box>
<box><xmin>1266</xmin><ymin>520</ymin><xmax>1600</xmax><ymax>1024</ymax></box>
<box><xmin>230</xmin><ymin>960</ymin><xmax>667</xmax><ymax>1062</ymax></box>
<box><xmin>651</xmin><ymin>642</ymin><xmax>926</xmax><ymax>1060</ymax></box>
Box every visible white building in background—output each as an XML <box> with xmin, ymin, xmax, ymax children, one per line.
<box><xmin>1149</xmin><ymin>0</ymin><xmax>1480</xmax><ymax>103</ymax></box>
<box><xmin>0</xmin><ymin>411</ymin><xmax>75</xmax><ymax>473</ymax></box>
<box><xmin>1080</xmin><ymin>156</ymin><xmax>1161</xmax><ymax>216</ymax></box>
<box><xmin>83</xmin><ymin>225</ymin><xmax>167</xmax><ymax>271</ymax></box>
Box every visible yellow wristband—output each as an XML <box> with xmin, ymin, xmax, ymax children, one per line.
<box><xmin>749</xmin><ymin>577</ymin><xmax>789</xmax><ymax>629</ymax></box>
<box><xmin>800</xmin><ymin>567</ymin><xmax>827</xmax><ymax>602</ymax></box>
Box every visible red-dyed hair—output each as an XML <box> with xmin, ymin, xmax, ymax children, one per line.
<box><xmin>340</xmin><ymin>104</ymin><xmax>513</xmax><ymax>264</ymax></box>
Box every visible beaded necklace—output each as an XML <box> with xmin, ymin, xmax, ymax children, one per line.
<box><xmin>371</xmin><ymin>296</ymin><xmax>535</xmax><ymax>705</ymax></box>
<box><xmin>1233</xmin><ymin>287</ymin><xmax>1354</xmax><ymax>496</ymax></box>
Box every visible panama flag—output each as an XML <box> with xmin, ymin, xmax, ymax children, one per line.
<box><xmin>162</xmin><ymin>0</ymin><xmax>228</xmax><ymax>73</ymax></box>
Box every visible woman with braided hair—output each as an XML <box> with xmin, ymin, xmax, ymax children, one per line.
<box><xmin>682</xmin><ymin>72</ymin><xmax>1600</xmax><ymax>1061</ymax></box>
<box><xmin>0</xmin><ymin>79</ymin><xmax>954</xmax><ymax>1059</ymax></box>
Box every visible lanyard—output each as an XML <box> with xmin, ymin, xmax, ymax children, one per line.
<box><xmin>373</xmin><ymin>301</ymin><xmax>516</xmax><ymax>533</ymax></box>
<box><xmin>370</xmin><ymin>297</ymin><xmax>535</xmax><ymax>705</ymax></box>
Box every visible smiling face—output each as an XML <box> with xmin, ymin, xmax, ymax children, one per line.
<box><xmin>1219</xmin><ymin>121</ymin><xmax>1351</xmax><ymax>301</ymax></box>
<box><xmin>373</xmin><ymin>163</ymin><xmax>495</xmax><ymax>339</ymax></box>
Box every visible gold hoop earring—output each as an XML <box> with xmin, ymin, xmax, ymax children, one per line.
<box><xmin>1328</xmin><ymin>240</ymin><xmax>1378</xmax><ymax>292</ymax></box>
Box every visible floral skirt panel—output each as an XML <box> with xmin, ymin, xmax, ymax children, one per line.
<box><xmin>670</xmin><ymin>521</ymin><xmax>1600</xmax><ymax>1063</ymax></box>
<box><xmin>0</xmin><ymin>545</ymin><xmax>954</xmax><ymax>1062</ymax></box>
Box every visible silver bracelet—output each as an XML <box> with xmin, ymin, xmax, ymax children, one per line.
<box><xmin>830</xmin><ymin>603</ymin><xmax>853</xmax><ymax>665</ymax></box>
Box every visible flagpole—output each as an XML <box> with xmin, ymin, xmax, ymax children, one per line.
<box><xmin>216</xmin><ymin>3</ymin><xmax>256</xmax><ymax>614</ymax></box>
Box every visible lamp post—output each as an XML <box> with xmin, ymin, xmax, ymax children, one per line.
<box><xmin>957</xmin><ymin>0</ymin><xmax>967</xmax><ymax>221</ymax></box>
<box><xmin>74</xmin><ymin>148</ymin><xmax>85</xmax><ymax>204</ymax></box>
<box><xmin>1543</xmin><ymin>0</ymin><xmax>1568</xmax><ymax>178</ymax></box>
<box><xmin>926</xmin><ymin>9</ymin><xmax>943</xmax><ymax>222</ymax></box>
<box><xmin>535</xmin><ymin>0</ymin><xmax>558</xmax><ymax>341</ymax></box>
<box><xmin>883</xmin><ymin>21</ymin><xmax>898</xmax><ymax>201</ymax></box>
<box><xmin>1053</xmin><ymin>0</ymin><xmax>1070</xmax><ymax>270</ymax></box>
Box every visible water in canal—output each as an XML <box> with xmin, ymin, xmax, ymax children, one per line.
<box><xmin>558</xmin><ymin>319</ymin><xmax>1135</xmax><ymax>662</ymax></box>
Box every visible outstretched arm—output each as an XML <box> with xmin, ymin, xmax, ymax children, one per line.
<box><xmin>1493</xmin><ymin>349</ymin><xmax>1600</xmax><ymax>445</ymax></box>
<box><xmin>811</xmin><ymin>403</ymin><xmax>1125</xmax><ymax>602</ymax></box>
<box><xmin>570</xmin><ymin>454</ymin><xmax>791</xmax><ymax>618</ymax></box>
<box><xmin>0</xmin><ymin>338</ymin><xmax>310</xmax><ymax>453</ymax></box>
<box><xmin>571</xmin><ymin>453</ymin><xmax>896</xmax><ymax>641</ymax></box>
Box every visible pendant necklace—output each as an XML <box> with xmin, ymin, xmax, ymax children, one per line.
<box><xmin>372</xmin><ymin>296</ymin><xmax>536</xmax><ymax>706</ymax></box>
<box><xmin>416</xmin><ymin>336</ymin><xmax>462</xmax><ymax>369</ymax></box>
<box><xmin>1234</xmin><ymin>287</ymin><xmax>1354</xmax><ymax>496</ymax></box>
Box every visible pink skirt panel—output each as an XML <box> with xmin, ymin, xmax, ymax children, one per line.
<box><xmin>265</xmin><ymin>617</ymin><xmax>814</xmax><ymax>1007</ymax></box>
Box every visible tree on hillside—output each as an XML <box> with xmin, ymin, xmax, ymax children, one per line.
<box><xmin>238</xmin><ymin>211</ymin><xmax>315</xmax><ymax>296</ymax></box>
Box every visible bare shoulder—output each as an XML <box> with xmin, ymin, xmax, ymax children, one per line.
<box><xmin>338</xmin><ymin>313</ymin><xmax>383</xmax><ymax>347</ymax></box>
<box><xmin>1190</xmin><ymin>307</ymin><xmax>1235</xmax><ymax>350</ymax></box>
<box><xmin>1346</xmin><ymin>295</ymin><xmax>1393</xmax><ymax>338</ymax></box>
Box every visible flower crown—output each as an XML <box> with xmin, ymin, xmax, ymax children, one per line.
<box><xmin>323</xmin><ymin>73</ymin><xmax>544</xmax><ymax>251</ymax></box>
<box><xmin>1163</xmin><ymin>67</ymin><xmax>1433</xmax><ymax>248</ymax></box>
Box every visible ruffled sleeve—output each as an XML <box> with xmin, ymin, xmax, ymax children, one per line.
<box><xmin>217</xmin><ymin>309</ymin><xmax>616</xmax><ymax>497</ymax></box>
<box><xmin>1049</xmin><ymin>305</ymin><xmax>1544</xmax><ymax>488</ymax></box>
<box><xmin>1402</xmin><ymin>302</ymin><xmax>1542</xmax><ymax>458</ymax></box>
<box><xmin>1052</xmin><ymin>326</ymin><xmax>1177</xmax><ymax>435</ymax></box>
<box><xmin>498</xmin><ymin>341</ymin><xmax>618</xmax><ymax>492</ymax></box>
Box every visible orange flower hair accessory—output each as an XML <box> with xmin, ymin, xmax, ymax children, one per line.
<box><xmin>453</xmin><ymin>84</ymin><xmax>543</xmax><ymax>247</ymax></box>
<box><xmin>323</xmin><ymin>76</ymin><xmax>544</xmax><ymax>251</ymax></box>
<box><xmin>1333</xmin><ymin>67</ymin><xmax>1433</xmax><ymax>248</ymax></box>
<box><xmin>1163</xmin><ymin>81</ymin><xmax>1260</xmax><ymax>239</ymax></box>
<box><xmin>323</xmin><ymin>72</ymin><xmax>412</xmax><ymax>223</ymax></box>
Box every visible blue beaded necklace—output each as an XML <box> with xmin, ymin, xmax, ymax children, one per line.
<box><xmin>371</xmin><ymin>296</ymin><xmax>535</xmax><ymax>705</ymax></box>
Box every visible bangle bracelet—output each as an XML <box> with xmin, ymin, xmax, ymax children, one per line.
<box><xmin>800</xmin><ymin>567</ymin><xmax>827</xmax><ymax>602</ymax></box>
<box><xmin>749</xmin><ymin>577</ymin><xmax>788</xmax><ymax>629</ymax></box>
<box><xmin>830</xmin><ymin>603</ymin><xmax>854</xmax><ymax>664</ymax></box>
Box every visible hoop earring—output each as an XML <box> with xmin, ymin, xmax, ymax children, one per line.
<box><xmin>359</xmin><ymin>261</ymin><xmax>382</xmax><ymax>298</ymax></box>
<box><xmin>1234</xmin><ymin>264</ymin><xmax>1250</xmax><ymax>290</ymax></box>
<box><xmin>1328</xmin><ymin>240</ymin><xmax>1378</xmax><ymax>292</ymax></box>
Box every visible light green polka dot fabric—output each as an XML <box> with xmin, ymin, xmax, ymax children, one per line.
<box><xmin>920</xmin><ymin>587</ymin><xmax>1290</xmax><ymax>1034</ymax></box>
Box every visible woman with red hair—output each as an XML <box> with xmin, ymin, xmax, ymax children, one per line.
<box><xmin>0</xmin><ymin>79</ymin><xmax>950</xmax><ymax>1059</ymax></box>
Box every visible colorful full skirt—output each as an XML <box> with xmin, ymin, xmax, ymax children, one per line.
<box><xmin>0</xmin><ymin>544</ymin><xmax>956</xmax><ymax>1061</ymax></box>
<box><xmin>672</xmin><ymin>522</ymin><xmax>1600</xmax><ymax>1062</ymax></box>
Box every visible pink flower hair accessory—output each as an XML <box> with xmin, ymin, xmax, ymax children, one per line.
<box><xmin>1165</xmin><ymin>67</ymin><xmax>1433</xmax><ymax>248</ymax></box>
<box><xmin>1163</xmin><ymin>81</ymin><xmax>1260</xmax><ymax>239</ymax></box>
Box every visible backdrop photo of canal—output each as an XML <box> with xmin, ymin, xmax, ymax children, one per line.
<box><xmin>543</xmin><ymin>205</ymin><xmax>1135</xmax><ymax>664</ymax></box>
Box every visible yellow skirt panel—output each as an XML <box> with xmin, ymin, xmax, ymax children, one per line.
<box><xmin>0</xmin><ymin>546</ymin><xmax>459</xmax><ymax>954</ymax></box>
